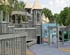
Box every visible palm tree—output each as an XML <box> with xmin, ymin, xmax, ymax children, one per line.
<box><xmin>0</xmin><ymin>0</ymin><xmax>10</xmax><ymax>21</ymax></box>
<box><xmin>14</xmin><ymin>1</ymin><xmax>25</xmax><ymax>11</ymax></box>
<box><xmin>0</xmin><ymin>0</ymin><xmax>25</xmax><ymax>21</ymax></box>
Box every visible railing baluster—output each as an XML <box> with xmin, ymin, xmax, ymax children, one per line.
<box><xmin>0</xmin><ymin>40</ymin><xmax>1</xmax><ymax>55</ymax></box>
<box><xmin>1</xmin><ymin>40</ymin><xmax>2</xmax><ymax>55</ymax></box>
<box><xmin>1</xmin><ymin>40</ymin><xmax>5</xmax><ymax>55</ymax></box>
<box><xmin>20</xmin><ymin>38</ymin><xmax>23</xmax><ymax>55</ymax></box>
<box><xmin>11</xmin><ymin>39</ymin><xmax>14</xmax><ymax>55</ymax></box>
<box><xmin>8</xmin><ymin>39</ymin><xmax>10</xmax><ymax>55</ymax></box>
<box><xmin>7</xmin><ymin>40</ymin><xmax>9</xmax><ymax>55</ymax></box>
<box><xmin>13</xmin><ymin>39</ymin><xmax>15</xmax><ymax>55</ymax></box>
<box><xmin>16</xmin><ymin>38</ymin><xmax>17</xmax><ymax>55</ymax></box>
<box><xmin>21</xmin><ymin>37</ymin><xmax>26</xmax><ymax>55</ymax></box>
<box><xmin>4</xmin><ymin>39</ymin><xmax>6</xmax><ymax>55</ymax></box>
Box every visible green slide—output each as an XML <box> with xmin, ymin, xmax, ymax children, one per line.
<box><xmin>59</xmin><ymin>31</ymin><xmax>68</xmax><ymax>42</ymax></box>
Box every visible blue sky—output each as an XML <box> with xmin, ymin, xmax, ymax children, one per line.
<box><xmin>18</xmin><ymin>0</ymin><xmax>70</xmax><ymax>14</ymax></box>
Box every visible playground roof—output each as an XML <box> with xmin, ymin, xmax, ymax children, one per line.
<box><xmin>24</xmin><ymin>0</ymin><xmax>32</xmax><ymax>9</ymax></box>
<box><xmin>11</xmin><ymin>11</ymin><xmax>32</xmax><ymax>17</ymax></box>
<box><xmin>46</xmin><ymin>17</ymin><xmax>50</xmax><ymax>23</ymax></box>
<box><xmin>33</xmin><ymin>0</ymin><xmax>42</xmax><ymax>10</ymax></box>
<box><xmin>42</xmin><ymin>14</ymin><xmax>50</xmax><ymax>23</ymax></box>
<box><xmin>42</xmin><ymin>14</ymin><xmax>46</xmax><ymax>20</ymax></box>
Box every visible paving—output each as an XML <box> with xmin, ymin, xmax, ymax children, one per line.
<box><xmin>29</xmin><ymin>44</ymin><xmax>70</xmax><ymax>55</ymax></box>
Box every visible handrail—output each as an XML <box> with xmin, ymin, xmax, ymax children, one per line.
<box><xmin>0</xmin><ymin>33</ymin><xmax>27</xmax><ymax>40</ymax></box>
<box><xmin>14</xmin><ymin>28</ymin><xmax>36</xmax><ymax>30</ymax></box>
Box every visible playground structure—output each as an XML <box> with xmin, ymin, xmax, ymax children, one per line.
<box><xmin>41</xmin><ymin>8</ymin><xmax>70</xmax><ymax>49</ymax></box>
<box><xmin>0</xmin><ymin>0</ymin><xmax>42</xmax><ymax>47</ymax></box>
<box><xmin>0</xmin><ymin>0</ymin><xmax>69</xmax><ymax>46</ymax></box>
<box><xmin>0</xmin><ymin>0</ymin><xmax>42</xmax><ymax>54</ymax></box>
<box><xmin>42</xmin><ymin>23</ymin><xmax>58</xmax><ymax>47</ymax></box>
<box><xmin>0</xmin><ymin>0</ymin><xmax>70</xmax><ymax>55</ymax></box>
<box><xmin>47</xmin><ymin>24</ymin><xmax>70</xmax><ymax>48</ymax></box>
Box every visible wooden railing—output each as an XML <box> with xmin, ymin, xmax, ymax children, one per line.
<box><xmin>0</xmin><ymin>33</ymin><xmax>27</xmax><ymax>55</ymax></box>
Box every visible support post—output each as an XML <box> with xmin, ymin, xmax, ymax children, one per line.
<box><xmin>62</xmin><ymin>29</ymin><xmax>64</xmax><ymax>44</ymax></box>
<box><xmin>48</xmin><ymin>26</ymin><xmax>51</xmax><ymax>46</ymax></box>
<box><xmin>56</xmin><ymin>24</ymin><xmax>59</xmax><ymax>48</ymax></box>
<box><xmin>0</xmin><ymin>11</ymin><xmax>3</xmax><ymax>22</ymax></box>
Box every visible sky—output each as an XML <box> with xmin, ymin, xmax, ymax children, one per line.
<box><xmin>18</xmin><ymin>0</ymin><xmax>70</xmax><ymax>14</ymax></box>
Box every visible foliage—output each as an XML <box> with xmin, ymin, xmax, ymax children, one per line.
<box><xmin>53</xmin><ymin>14</ymin><xmax>61</xmax><ymax>24</ymax></box>
<box><xmin>0</xmin><ymin>0</ymin><xmax>25</xmax><ymax>21</ymax></box>
<box><xmin>14</xmin><ymin>1</ymin><xmax>25</xmax><ymax>11</ymax></box>
<box><xmin>54</xmin><ymin>7</ymin><xmax>70</xmax><ymax>26</ymax></box>
<box><xmin>60</xmin><ymin>7</ymin><xmax>69</xmax><ymax>25</ymax></box>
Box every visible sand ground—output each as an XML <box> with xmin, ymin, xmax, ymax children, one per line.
<box><xmin>26</xmin><ymin>49</ymin><xmax>34</xmax><ymax>55</ymax></box>
<box><xmin>0</xmin><ymin>48</ymin><xmax>34</xmax><ymax>55</ymax></box>
<box><xmin>59</xmin><ymin>48</ymin><xmax>70</xmax><ymax>53</ymax></box>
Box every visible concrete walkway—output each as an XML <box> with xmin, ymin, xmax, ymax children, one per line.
<box><xmin>29</xmin><ymin>44</ymin><xmax>70</xmax><ymax>55</ymax></box>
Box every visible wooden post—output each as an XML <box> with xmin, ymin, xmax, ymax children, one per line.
<box><xmin>21</xmin><ymin>37</ymin><xmax>26</xmax><ymax>55</ymax></box>
<box><xmin>15</xmin><ymin>15</ymin><xmax>17</xmax><ymax>24</ymax></box>
<box><xmin>10</xmin><ymin>15</ymin><xmax>13</xmax><ymax>25</ymax></box>
<box><xmin>48</xmin><ymin>26</ymin><xmax>51</xmax><ymax>46</ymax></box>
<box><xmin>25</xmin><ymin>13</ymin><xmax>27</xmax><ymax>28</ymax></box>
<box><xmin>15</xmin><ymin>38</ymin><xmax>17</xmax><ymax>55</ymax></box>
<box><xmin>62</xmin><ymin>28</ymin><xmax>64</xmax><ymax>44</ymax></box>
<box><xmin>21</xmin><ymin>16</ymin><xmax>22</xmax><ymax>23</ymax></box>
<box><xmin>1</xmin><ymin>40</ymin><xmax>5</xmax><ymax>55</ymax></box>
<box><xmin>67</xmin><ymin>27</ymin><xmax>70</xmax><ymax>40</ymax></box>
<box><xmin>10</xmin><ymin>39</ymin><xmax>14</xmax><ymax>55</ymax></box>
<box><xmin>7</xmin><ymin>14</ymin><xmax>9</xmax><ymax>23</ymax></box>
<box><xmin>56</xmin><ymin>24</ymin><xmax>59</xmax><ymax>48</ymax></box>
<box><xmin>40</xmin><ymin>11</ymin><xmax>42</xmax><ymax>44</ymax></box>
<box><xmin>13</xmin><ymin>39</ymin><xmax>15</xmax><ymax>55</ymax></box>
<box><xmin>0</xmin><ymin>11</ymin><xmax>3</xmax><ymax>22</ymax></box>
<box><xmin>0</xmin><ymin>40</ymin><xmax>1</xmax><ymax>55</ymax></box>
